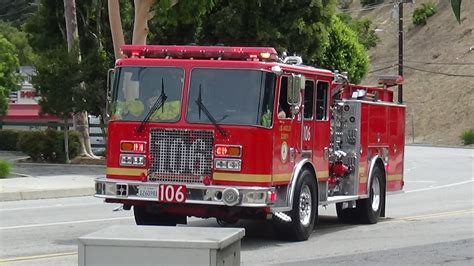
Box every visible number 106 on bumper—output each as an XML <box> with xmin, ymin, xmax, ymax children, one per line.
<box><xmin>137</xmin><ymin>184</ymin><xmax>186</xmax><ymax>202</ymax></box>
<box><xmin>158</xmin><ymin>184</ymin><xmax>186</xmax><ymax>203</ymax></box>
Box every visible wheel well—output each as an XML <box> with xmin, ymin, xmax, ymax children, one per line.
<box><xmin>302</xmin><ymin>163</ymin><xmax>317</xmax><ymax>183</ymax></box>
<box><xmin>286</xmin><ymin>161</ymin><xmax>318</xmax><ymax>210</ymax></box>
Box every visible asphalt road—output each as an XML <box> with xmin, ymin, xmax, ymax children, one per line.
<box><xmin>0</xmin><ymin>146</ymin><xmax>472</xmax><ymax>265</ymax></box>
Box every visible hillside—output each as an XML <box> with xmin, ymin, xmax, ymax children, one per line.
<box><xmin>349</xmin><ymin>0</ymin><xmax>473</xmax><ymax>145</ymax></box>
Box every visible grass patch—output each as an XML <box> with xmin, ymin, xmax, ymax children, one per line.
<box><xmin>0</xmin><ymin>160</ymin><xmax>11</xmax><ymax>178</ymax></box>
<box><xmin>461</xmin><ymin>129</ymin><xmax>474</xmax><ymax>145</ymax></box>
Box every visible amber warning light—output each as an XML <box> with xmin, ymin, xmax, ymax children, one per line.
<box><xmin>215</xmin><ymin>145</ymin><xmax>241</xmax><ymax>157</ymax></box>
<box><xmin>120</xmin><ymin>141</ymin><xmax>146</xmax><ymax>153</ymax></box>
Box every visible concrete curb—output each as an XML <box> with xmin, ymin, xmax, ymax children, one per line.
<box><xmin>0</xmin><ymin>187</ymin><xmax>95</xmax><ymax>202</ymax></box>
<box><xmin>406</xmin><ymin>144</ymin><xmax>474</xmax><ymax>149</ymax></box>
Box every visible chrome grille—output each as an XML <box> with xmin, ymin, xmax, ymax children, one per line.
<box><xmin>149</xmin><ymin>129</ymin><xmax>214</xmax><ymax>183</ymax></box>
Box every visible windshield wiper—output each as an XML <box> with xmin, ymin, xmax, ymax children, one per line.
<box><xmin>136</xmin><ymin>78</ymin><xmax>167</xmax><ymax>132</ymax></box>
<box><xmin>195</xmin><ymin>84</ymin><xmax>227</xmax><ymax>136</ymax></box>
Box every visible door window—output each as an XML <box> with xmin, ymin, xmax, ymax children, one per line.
<box><xmin>316</xmin><ymin>81</ymin><xmax>329</xmax><ymax>120</ymax></box>
<box><xmin>304</xmin><ymin>80</ymin><xmax>315</xmax><ymax>120</ymax></box>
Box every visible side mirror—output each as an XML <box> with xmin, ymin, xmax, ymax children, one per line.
<box><xmin>106</xmin><ymin>68</ymin><xmax>115</xmax><ymax>118</ymax></box>
<box><xmin>106</xmin><ymin>68</ymin><xmax>115</xmax><ymax>101</ymax></box>
<box><xmin>287</xmin><ymin>74</ymin><xmax>305</xmax><ymax>112</ymax></box>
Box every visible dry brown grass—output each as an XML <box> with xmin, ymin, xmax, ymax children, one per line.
<box><xmin>349</xmin><ymin>0</ymin><xmax>474</xmax><ymax>145</ymax></box>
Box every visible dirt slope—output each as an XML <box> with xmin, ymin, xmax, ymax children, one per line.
<box><xmin>350</xmin><ymin>0</ymin><xmax>473</xmax><ymax>145</ymax></box>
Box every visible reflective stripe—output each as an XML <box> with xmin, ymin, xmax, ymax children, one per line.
<box><xmin>213</xmin><ymin>172</ymin><xmax>271</xmax><ymax>182</ymax></box>
<box><xmin>106</xmin><ymin>167</ymin><xmax>146</xmax><ymax>176</ymax></box>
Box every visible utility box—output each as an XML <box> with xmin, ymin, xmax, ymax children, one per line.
<box><xmin>78</xmin><ymin>225</ymin><xmax>245</xmax><ymax>266</ymax></box>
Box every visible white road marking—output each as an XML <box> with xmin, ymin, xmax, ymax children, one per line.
<box><xmin>0</xmin><ymin>252</ymin><xmax>77</xmax><ymax>263</ymax></box>
<box><xmin>405</xmin><ymin>179</ymin><xmax>474</xmax><ymax>193</ymax></box>
<box><xmin>0</xmin><ymin>202</ymin><xmax>109</xmax><ymax>212</ymax></box>
<box><xmin>0</xmin><ymin>216</ymin><xmax>134</xmax><ymax>230</ymax></box>
<box><xmin>404</xmin><ymin>180</ymin><xmax>436</xmax><ymax>183</ymax></box>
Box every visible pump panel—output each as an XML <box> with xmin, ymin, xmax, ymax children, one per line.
<box><xmin>332</xmin><ymin>101</ymin><xmax>362</xmax><ymax>196</ymax></box>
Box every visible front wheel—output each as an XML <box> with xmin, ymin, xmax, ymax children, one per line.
<box><xmin>273</xmin><ymin>169</ymin><xmax>318</xmax><ymax>241</ymax></box>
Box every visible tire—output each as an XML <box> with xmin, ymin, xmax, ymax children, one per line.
<box><xmin>336</xmin><ymin>202</ymin><xmax>359</xmax><ymax>224</ymax></box>
<box><xmin>216</xmin><ymin>217</ymin><xmax>239</xmax><ymax>227</ymax></box>
<box><xmin>356</xmin><ymin>166</ymin><xmax>385</xmax><ymax>224</ymax></box>
<box><xmin>133</xmin><ymin>205</ymin><xmax>184</xmax><ymax>226</ymax></box>
<box><xmin>273</xmin><ymin>169</ymin><xmax>318</xmax><ymax>241</ymax></box>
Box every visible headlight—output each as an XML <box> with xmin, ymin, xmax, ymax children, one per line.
<box><xmin>120</xmin><ymin>154</ymin><xmax>146</xmax><ymax>166</ymax></box>
<box><xmin>214</xmin><ymin>159</ymin><xmax>241</xmax><ymax>171</ymax></box>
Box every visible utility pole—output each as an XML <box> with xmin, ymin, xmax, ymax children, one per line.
<box><xmin>398</xmin><ymin>0</ymin><xmax>404</xmax><ymax>104</ymax></box>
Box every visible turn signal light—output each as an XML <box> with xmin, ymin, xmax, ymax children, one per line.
<box><xmin>215</xmin><ymin>145</ymin><xmax>241</xmax><ymax>157</ymax></box>
<box><xmin>120</xmin><ymin>141</ymin><xmax>146</xmax><ymax>153</ymax></box>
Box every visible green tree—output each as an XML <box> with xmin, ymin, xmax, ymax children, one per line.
<box><xmin>194</xmin><ymin>0</ymin><xmax>335</xmax><ymax>65</ymax></box>
<box><xmin>320</xmin><ymin>16</ymin><xmax>369</xmax><ymax>83</ymax></box>
<box><xmin>337</xmin><ymin>13</ymin><xmax>379</xmax><ymax>49</ymax></box>
<box><xmin>24</xmin><ymin>0</ymin><xmax>115</xmax><ymax>124</ymax></box>
<box><xmin>32</xmin><ymin>46</ymin><xmax>80</xmax><ymax>122</ymax></box>
<box><xmin>0</xmin><ymin>35</ymin><xmax>20</xmax><ymax>115</ymax></box>
<box><xmin>0</xmin><ymin>21</ymin><xmax>36</xmax><ymax>65</ymax></box>
<box><xmin>0</xmin><ymin>0</ymin><xmax>37</xmax><ymax>27</ymax></box>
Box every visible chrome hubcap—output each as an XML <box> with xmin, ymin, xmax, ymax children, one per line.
<box><xmin>299</xmin><ymin>185</ymin><xmax>312</xmax><ymax>226</ymax></box>
<box><xmin>371</xmin><ymin>177</ymin><xmax>381</xmax><ymax>212</ymax></box>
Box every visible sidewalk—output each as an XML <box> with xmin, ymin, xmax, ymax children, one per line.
<box><xmin>0</xmin><ymin>174</ymin><xmax>97</xmax><ymax>201</ymax></box>
<box><xmin>0</xmin><ymin>151</ymin><xmax>103</xmax><ymax>201</ymax></box>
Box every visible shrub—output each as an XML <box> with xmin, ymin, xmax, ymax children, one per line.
<box><xmin>0</xmin><ymin>160</ymin><xmax>11</xmax><ymax>178</ymax></box>
<box><xmin>461</xmin><ymin>129</ymin><xmax>474</xmax><ymax>145</ymax></box>
<box><xmin>17</xmin><ymin>129</ymin><xmax>80</xmax><ymax>163</ymax></box>
<box><xmin>337</xmin><ymin>13</ymin><xmax>380</xmax><ymax>49</ymax></box>
<box><xmin>413</xmin><ymin>2</ymin><xmax>437</xmax><ymax>26</ymax></box>
<box><xmin>320</xmin><ymin>16</ymin><xmax>369</xmax><ymax>84</ymax></box>
<box><xmin>361</xmin><ymin>0</ymin><xmax>384</xmax><ymax>7</ymax></box>
<box><xmin>17</xmin><ymin>131</ymin><xmax>44</xmax><ymax>161</ymax></box>
<box><xmin>0</xmin><ymin>129</ymin><xmax>22</xmax><ymax>151</ymax></box>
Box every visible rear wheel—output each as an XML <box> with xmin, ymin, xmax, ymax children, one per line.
<box><xmin>273</xmin><ymin>169</ymin><xmax>318</xmax><ymax>241</ymax></box>
<box><xmin>336</xmin><ymin>202</ymin><xmax>358</xmax><ymax>224</ymax></box>
<box><xmin>133</xmin><ymin>205</ymin><xmax>185</xmax><ymax>226</ymax></box>
<box><xmin>357</xmin><ymin>166</ymin><xmax>385</xmax><ymax>224</ymax></box>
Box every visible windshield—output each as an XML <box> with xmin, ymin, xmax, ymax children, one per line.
<box><xmin>111</xmin><ymin>67</ymin><xmax>184</xmax><ymax>122</ymax></box>
<box><xmin>187</xmin><ymin>69</ymin><xmax>276</xmax><ymax>127</ymax></box>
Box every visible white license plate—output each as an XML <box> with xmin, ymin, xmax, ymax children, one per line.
<box><xmin>137</xmin><ymin>186</ymin><xmax>157</xmax><ymax>198</ymax></box>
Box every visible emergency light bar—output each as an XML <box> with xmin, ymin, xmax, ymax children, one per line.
<box><xmin>121</xmin><ymin>45</ymin><xmax>278</xmax><ymax>62</ymax></box>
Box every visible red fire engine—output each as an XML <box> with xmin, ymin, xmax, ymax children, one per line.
<box><xmin>95</xmin><ymin>45</ymin><xmax>405</xmax><ymax>241</ymax></box>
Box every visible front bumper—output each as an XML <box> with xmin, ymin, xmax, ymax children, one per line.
<box><xmin>95</xmin><ymin>177</ymin><xmax>275</xmax><ymax>207</ymax></box>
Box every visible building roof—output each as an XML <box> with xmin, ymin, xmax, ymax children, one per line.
<box><xmin>1</xmin><ymin>104</ymin><xmax>61</xmax><ymax>121</ymax></box>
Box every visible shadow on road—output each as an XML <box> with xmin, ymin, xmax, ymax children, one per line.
<box><xmin>188</xmin><ymin>214</ymin><xmax>359</xmax><ymax>251</ymax></box>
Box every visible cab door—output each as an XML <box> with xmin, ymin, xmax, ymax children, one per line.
<box><xmin>272</xmin><ymin>75</ymin><xmax>296</xmax><ymax>185</ymax></box>
<box><xmin>302</xmin><ymin>80</ymin><xmax>315</xmax><ymax>158</ymax></box>
<box><xmin>313</xmin><ymin>79</ymin><xmax>331</xmax><ymax>182</ymax></box>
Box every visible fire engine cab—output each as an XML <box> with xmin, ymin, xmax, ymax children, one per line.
<box><xmin>95</xmin><ymin>45</ymin><xmax>405</xmax><ymax>241</ymax></box>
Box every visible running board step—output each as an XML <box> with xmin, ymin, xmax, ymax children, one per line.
<box><xmin>321</xmin><ymin>195</ymin><xmax>367</xmax><ymax>205</ymax></box>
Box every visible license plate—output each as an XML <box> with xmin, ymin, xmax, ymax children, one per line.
<box><xmin>157</xmin><ymin>184</ymin><xmax>187</xmax><ymax>203</ymax></box>
<box><xmin>137</xmin><ymin>186</ymin><xmax>157</xmax><ymax>198</ymax></box>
